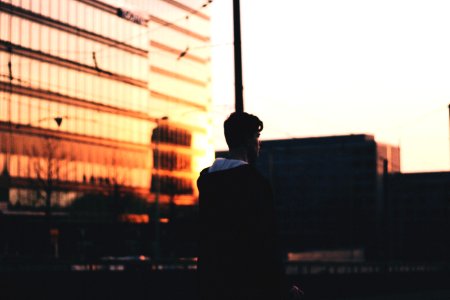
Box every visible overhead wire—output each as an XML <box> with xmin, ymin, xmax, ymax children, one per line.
<box><xmin>1</xmin><ymin>0</ymin><xmax>214</xmax><ymax>69</ymax></box>
<box><xmin>90</xmin><ymin>0</ymin><xmax>214</xmax><ymax>60</ymax></box>
<box><xmin>378</xmin><ymin>104</ymin><xmax>448</xmax><ymax>133</ymax></box>
<box><xmin>1</xmin><ymin>0</ymin><xmax>223</xmax><ymax>82</ymax></box>
<box><xmin>0</xmin><ymin>41</ymin><xmax>231</xmax><ymax>69</ymax></box>
<box><xmin>1</xmin><ymin>0</ymin><xmax>220</xmax><ymax>125</ymax></box>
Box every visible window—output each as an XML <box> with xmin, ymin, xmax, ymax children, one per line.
<box><xmin>50</xmin><ymin>0</ymin><xmax>59</xmax><ymax>21</ymax></box>
<box><xmin>10</xmin><ymin>94</ymin><xmax>19</xmax><ymax>123</ymax></box>
<box><xmin>30</xmin><ymin>22</ymin><xmax>40</xmax><ymax>52</ymax></box>
<box><xmin>19</xmin><ymin>96</ymin><xmax>30</xmax><ymax>125</ymax></box>
<box><xmin>85</xmin><ymin>5</ymin><xmax>94</xmax><ymax>32</ymax></box>
<box><xmin>21</xmin><ymin>0</ymin><xmax>32</xmax><ymax>11</ymax></box>
<box><xmin>49</xmin><ymin>28</ymin><xmax>59</xmax><ymax>57</ymax></box>
<box><xmin>10</xmin><ymin>16</ymin><xmax>20</xmax><ymax>45</ymax></box>
<box><xmin>31</xmin><ymin>0</ymin><xmax>41</xmax><ymax>15</ymax></box>
<box><xmin>0</xmin><ymin>95</ymin><xmax>8</xmax><ymax>121</ymax></box>
<box><xmin>20</xmin><ymin>19</ymin><xmax>31</xmax><ymax>48</ymax></box>
<box><xmin>0</xmin><ymin>13</ymin><xmax>10</xmax><ymax>42</ymax></box>
<box><xmin>59</xmin><ymin>0</ymin><xmax>68</xmax><ymax>24</ymax></box>
<box><xmin>68</xmin><ymin>1</ymin><xmax>77</xmax><ymax>27</ymax></box>
<box><xmin>10</xmin><ymin>155</ymin><xmax>18</xmax><ymax>177</ymax></box>
<box><xmin>9</xmin><ymin>55</ymin><xmax>20</xmax><ymax>85</ymax></box>
<box><xmin>49</xmin><ymin>65</ymin><xmax>59</xmax><ymax>93</ymax></box>
<box><xmin>40</xmin><ymin>26</ymin><xmax>50</xmax><ymax>54</ymax></box>
<box><xmin>40</xmin><ymin>62</ymin><xmax>50</xmax><ymax>90</ymax></box>
<box><xmin>41</xmin><ymin>0</ymin><xmax>50</xmax><ymax>17</ymax></box>
<box><xmin>19</xmin><ymin>155</ymin><xmax>29</xmax><ymax>177</ymax></box>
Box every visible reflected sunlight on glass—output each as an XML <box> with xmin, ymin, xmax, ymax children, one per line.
<box><xmin>0</xmin><ymin>0</ymin><xmax>213</xmax><ymax>212</ymax></box>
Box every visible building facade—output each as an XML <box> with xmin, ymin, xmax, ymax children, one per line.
<box><xmin>218</xmin><ymin>134</ymin><xmax>401</xmax><ymax>260</ymax></box>
<box><xmin>387</xmin><ymin>171</ymin><xmax>450</xmax><ymax>261</ymax></box>
<box><xmin>146</xmin><ymin>0</ymin><xmax>214</xmax><ymax>206</ymax></box>
<box><xmin>0</xmin><ymin>0</ymin><xmax>213</xmax><ymax>214</ymax></box>
<box><xmin>218</xmin><ymin>134</ymin><xmax>449</xmax><ymax>262</ymax></box>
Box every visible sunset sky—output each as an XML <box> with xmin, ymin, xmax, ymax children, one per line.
<box><xmin>208</xmin><ymin>0</ymin><xmax>450</xmax><ymax>173</ymax></box>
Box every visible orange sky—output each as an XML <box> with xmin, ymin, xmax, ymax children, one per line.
<box><xmin>209</xmin><ymin>0</ymin><xmax>450</xmax><ymax>173</ymax></box>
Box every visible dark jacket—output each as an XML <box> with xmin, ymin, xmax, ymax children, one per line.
<box><xmin>197</xmin><ymin>163</ymin><xmax>285</xmax><ymax>300</ymax></box>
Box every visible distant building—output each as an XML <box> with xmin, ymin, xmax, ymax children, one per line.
<box><xmin>217</xmin><ymin>134</ymin><xmax>401</xmax><ymax>260</ymax></box>
<box><xmin>0</xmin><ymin>0</ymin><xmax>213</xmax><ymax>214</ymax></box>
<box><xmin>387</xmin><ymin>171</ymin><xmax>450</xmax><ymax>261</ymax></box>
<box><xmin>256</xmin><ymin>135</ymin><xmax>400</xmax><ymax>260</ymax></box>
<box><xmin>218</xmin><ymin>134</ymin><xmax>449</xmax><ymax>262</ymax></box>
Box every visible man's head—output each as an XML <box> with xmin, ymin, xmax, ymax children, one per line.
<box><xmin>224</xmin><ymin>112</ymin><xmax>263</xmax><ymax>163</ymax></box>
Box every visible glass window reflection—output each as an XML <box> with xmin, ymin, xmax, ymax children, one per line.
<box><xmin>20</xmin><ymin>19</ymin><xmax>30</xmax><ymax>48</ymax></box>
<box><xmin>30</xmin><ymin>1</ymin><xmax>40</xmax><ymax>14</ymax></box>
<box><xmin>0</xmin><ymin>0</ymin><xmax>211</xmax><ymax>195</ymax></box>
<box><xmin>0</xmin><ymin>94</ymin><xmax>8</xmax><ymax>121</ymax></box>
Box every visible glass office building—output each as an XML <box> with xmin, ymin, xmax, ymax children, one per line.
<box><xmin>147</xmin><ymin>0</ymin><xmax>214</xmax><ymax>206</ymax></box>
<box><xmin>0</xmin><ymin>0</ymin><xmax>213</xmax><ymax>212</ymax></box>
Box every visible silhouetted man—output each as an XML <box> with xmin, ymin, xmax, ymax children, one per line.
<box><xmin>197</xmin><ymin>112</ymin><xmax>288</xmax><ymax>300</ymax></box>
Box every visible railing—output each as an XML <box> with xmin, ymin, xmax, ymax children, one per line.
<box><xmin>285</xmin><ymin>261</ymin><xmax>450</xmax><ymax>276</ymax></box>
<box><xmin>1</xmin><ymin>259</ymin><xmax>448</xmax><ymax>275</ymax></box>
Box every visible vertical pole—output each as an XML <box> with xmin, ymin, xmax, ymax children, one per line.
<box><xmin>154</xmin><ymin>122</ymin><xmax>160</xmax><ymax>261</ymax></box>
<box><xmin>2</xmin><ymin>12</ymin><xmax>14</xmax><ymax>207</ymax></box>
<box><xmin>233</xmin><ymin>0</ymin><xmax>244</xmax><ymax>112</ymax></box>
<box><xmin>153</xmin><ymin>116</ymin><xmax>167</xmax><ymax>261</ymax></box>
<box><xmin>382</xmin><ymin>159</ymin><xmax>391</xmax><ymax>261</ymax></box>
<box><xmin>375</xmin><ymin>156</ymin><xmax>385</xmax><ymax>260</ymax></box>
<box><xmin>447</xmin><ymin>104</ymin><xmax>450</xmax><ymax>259</ymax></box>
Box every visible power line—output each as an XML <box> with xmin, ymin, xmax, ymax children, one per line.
<box><xmin>91</xmin><ymin>0</ymin><xmax>214</xmax><ymax>58</ymax></box>
<box><xmin>1</xmin><ymin>39</ymin><xmax>232</xmax><ymax>89</ymax></box>
<box><xmin>1</xmin><ymin>41</ymin><xmax>231</xmax><ymax>76</ymax></box>
<box><xmin>378</xmin><ymin>104</ymin><xmax>448</xmax><ymax>133</ymax></box>
<box><xmin>0</xmin><ymin>1</ymin><xmax>214</xmax><ymax>62</ymax></box>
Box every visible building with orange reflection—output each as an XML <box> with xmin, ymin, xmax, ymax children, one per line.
<box><xmin>0</xmin><ymin>0</ymin><xmax>213</xmax><ymax>215</ymax></box>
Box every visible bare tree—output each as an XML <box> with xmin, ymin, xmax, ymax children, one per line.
<box><xmin>29</xmin><ymin>137</ymin><xmax>72</xmax><ymax>216</ymax></box>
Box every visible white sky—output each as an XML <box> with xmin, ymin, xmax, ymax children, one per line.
<box><xmin>209</xmin><ymin>0</ymin><xmax>450</xmax><ymax>173</ymax></box>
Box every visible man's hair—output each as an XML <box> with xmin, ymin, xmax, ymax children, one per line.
<box><xmin>224</xmin><ymin>112</ymin><xmax>263</xmax><ymax>149</ymax></box>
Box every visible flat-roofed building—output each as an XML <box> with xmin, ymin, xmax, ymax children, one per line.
<box><xmin>256</xmin><ymin>135</ymin><xmax>400</xmax><ymax>259</ymax></box>
<box><xmin>218</xmin><ymin>134</ymin><xmax>401</xmax><ymax>260</ymax></box>
<box><xmin>387</xmin><ymin>171</ymin><xmax>450</xmax><ymax>261</ymax></box>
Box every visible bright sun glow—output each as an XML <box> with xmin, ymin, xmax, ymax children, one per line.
<box><xmin>210</xmin><ymin>0</ymin><xmax>450</xmax><ymax>173</ymax></box>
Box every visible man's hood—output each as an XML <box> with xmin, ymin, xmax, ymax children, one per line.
<box><xmin>207</xmin><ymin>158</ymin><xmax>247</xmax><ymax>173</ymax></box>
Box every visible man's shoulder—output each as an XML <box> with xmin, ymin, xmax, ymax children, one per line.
<box><xmin>236</xmin><ymin>165</ymin><xmax>271</xmax><ymax>189</ymax></box>
<box><xmin>200</xmin><ymin>164</ymin><xmax>262</xmax><ymax>175</ymax></box>
<box><xmin>247</xmin><ymin>164</ymin><xmax>269</xmax><ymax>181</ymax></box>
<box><xmin>199</xmin><ymin>167</ymin><xmax>210</xmax><ymax>176</ymax></box>
<box><xmin>197</xmin><ymin>164</ymin><xmax>266</xmax><ymax>184</ymax></box>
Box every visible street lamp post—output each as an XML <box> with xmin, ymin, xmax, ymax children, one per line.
<box><xmin>233</xmin><ymin>0</ymin><xmax>244</xmax><ymax>113</ymax></box>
